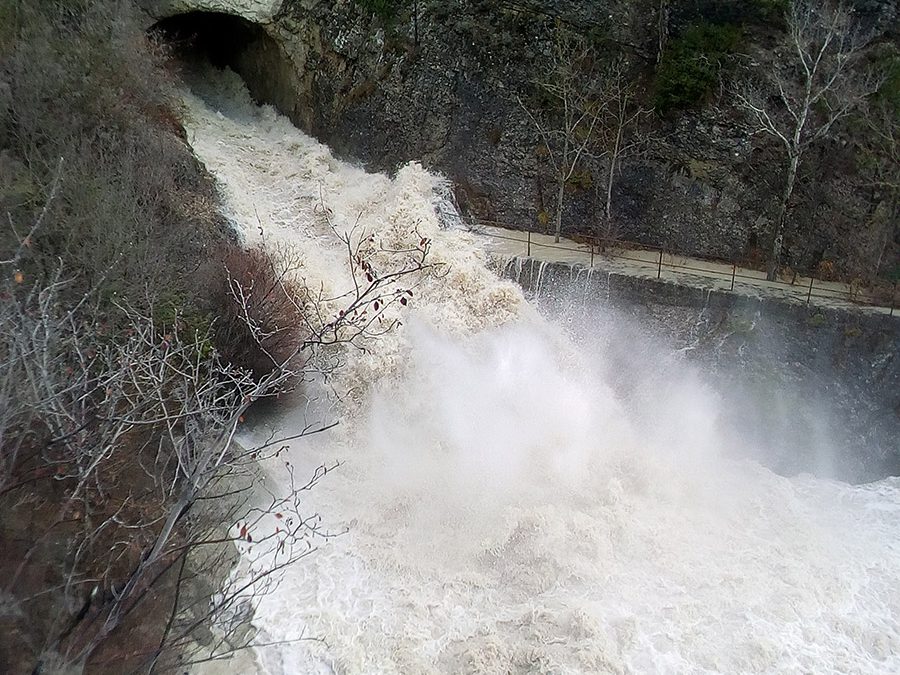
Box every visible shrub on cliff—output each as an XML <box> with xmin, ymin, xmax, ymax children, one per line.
<box><xmin>653</xmin><ymin>22</ymin><xmax>742</xmax><ymax>113</ymax></box>
<box><xmin>0</xmin><ymin>1</ymin><xmax>270</xmax><ymax>670</ymax></box>
<box><xmin>207</xmin><ymin>244</ymin><xmax>309</xmax><ymax>381</ymax></box>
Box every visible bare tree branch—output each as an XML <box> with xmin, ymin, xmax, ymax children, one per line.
<box><xmin>518</xmin><ymin>23</ymin><xmax>608</xmax><ymax>243</ymax></box>
<box><xmin>0</xmin><ymin>187</ymin><xmax>434</xmax><ymax>670</ymax></box>
<box><xmin>735</xmin><ymin>0</ymin><xmax>882</xmax><ymax>280</ymax></box>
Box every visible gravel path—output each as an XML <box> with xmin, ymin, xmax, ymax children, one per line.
<box><xmin>474</xmin><ymin>224</ymin><xmax>898</xmax><ymax>316</ymax></box>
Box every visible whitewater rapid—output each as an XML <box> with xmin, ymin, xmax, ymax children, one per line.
<box><xmin>180</xmin><ymin>67</ymin><xmax>900</xmax><ymax>674</ymax></box>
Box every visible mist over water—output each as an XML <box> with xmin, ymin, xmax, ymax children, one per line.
<box><xmin>181</xmin><ymin>66</ymin><xmax>900</xmax><ymax>674</ymax></box>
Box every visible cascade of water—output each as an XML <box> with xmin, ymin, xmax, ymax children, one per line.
<box><xmin>569</xmin><ymin>265</ymin><xmax>598</xmax><ymax>307</ymax></box>
<box><xmin>676</xmin><ymin>298</ymin><xmax>713</xmax><ymax>355</ymax></box>
<box><xmin>180</xmin><ymin>66</ymin><xmax>900</xmax><ymax>675</ymax></box>
<box><xmin>534</xmin><ymin>259</ymin><xmax>550</xmax><ymax>299</ymax></box>
<box><xmin>583</xmin><ymin>266</ymin><xmax>596</xmax><ymax>306</ymax></box>
<box><xmin>433</xmin><ymin>181</ymin><xmax>466</xmax><ymax>231</ymax></box>
<box><xmin>504</xmin><ymin>256</ymin><xmax>525</xmax><ymax>287</ymax></box>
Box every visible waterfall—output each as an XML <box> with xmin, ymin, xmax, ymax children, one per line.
<box><xmin>180</xmin><ymin>66</ymin><xmax>900</xmax><ymax>675</ymax></box>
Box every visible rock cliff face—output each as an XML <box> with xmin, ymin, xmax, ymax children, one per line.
<box><xmin>148</xmin><ymin>0</ymin><xmax>281</xmax><ymax>22</ymax></box>
<box><xmin>145</xmin><ymin>0</ymin><xmax>898</xmax><ymax>276</ymax></box>
<box><xmin>266</xmin><ymin>1</ymin><xmax>766</xmax><ymax>261</ymax></box>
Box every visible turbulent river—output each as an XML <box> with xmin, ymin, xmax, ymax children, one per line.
<box><xmin>180</xmin><ymin>67</ymin><xmax>900</xmax><ymax>674</ymax></box>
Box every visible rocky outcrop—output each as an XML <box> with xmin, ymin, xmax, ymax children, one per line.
<box><xmin>142</xmin><ymin>0</ymin><xmax>282</xmax><ymax>22</ymax></box>
<box><xmin>138</xmin><ymin>0</ymin><xmax>899</xmax><ymax>481</ymax></box>
<box><xmin>143</xmin><ymin>0</ymin><xmax>898</xmax><ymax>278</ymax></box>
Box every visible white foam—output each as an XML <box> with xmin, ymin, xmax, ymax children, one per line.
<box><xmin>181</xmin><ymin>67</ymin><xmax>900</xmax><ymax>675</ymax></box>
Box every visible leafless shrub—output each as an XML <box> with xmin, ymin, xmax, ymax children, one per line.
<box><xmin>210</xmin><ymin>244</ymin><xmax>309</xmax><ymax>381</ymax></box>
<box><xmin>0</xmin><ymin>4</ymin><xmax>439</xmax><ymax>670</ymax></box>
<box><xmin>735</xmin><ymin>0</ymin><xmax>883</xmax><ymax>280</ymax></box>
<box><xmin>0</xmin><ymin>177</ymin><xmax>433</xmax><ymax>671</ymax></box>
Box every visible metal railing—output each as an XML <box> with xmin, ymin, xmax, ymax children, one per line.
<box><xmin>475</xmin><ymin>224</ymin><xmax>899</xmax><ymax>316</ymax></box>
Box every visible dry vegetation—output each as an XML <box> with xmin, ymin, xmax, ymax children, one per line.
<box><xmin>0</xmin><ymin>2</ymin><xmax>432</xmax><ymax>672</ymax></box>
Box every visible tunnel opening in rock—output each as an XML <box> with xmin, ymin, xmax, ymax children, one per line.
<box><xmin>151</xmin><ymin>11</ymin><xmax>261</xmax><ymax>68</ymax></box>
<box><xmin>151</xmin><ymin>11</ymin><xmax>301</xmax><ymax>122</ymax></box>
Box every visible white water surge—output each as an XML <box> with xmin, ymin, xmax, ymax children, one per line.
<box><xmin>180</xmin><ymin>67</ymin><xmax>900</xmax><ymax>674</ymax></box>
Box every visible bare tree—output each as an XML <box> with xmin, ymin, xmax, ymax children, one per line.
<box><xmin>594</xmin><ymin>59</ymin><xmax>651</xmax><ymax>244</ymax></box>
<box><xmin>736</xmin><ymin>0</ymin><xmax>880</xmax><ymax>280</ymax></box>
<box><xmin>656</xmin><ymin>0</ymin><xmax>670</xmax><ymax>64</ymax></box>
<box><xmin>519</xmin><ymin>24</ymin><xmax>603</xmax><ymax>243</ymax></box>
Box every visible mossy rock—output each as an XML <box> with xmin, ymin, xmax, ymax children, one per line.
<box><xmin>806</xmin><ymin>312</ymin><xmax>827</xmax><ymax>327</ymax></box>
<box><xmin>688</xmin><ymin>159</ymin><xmax>716</xmax><ymax>180</ymax></box>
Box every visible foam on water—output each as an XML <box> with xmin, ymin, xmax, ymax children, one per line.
<box><xmin>180</xmin><ymin>67</ymin><xmax>900</xmax><ymax>674</ymax></box>
<box><xmin>181</xmin><ymin>68</ymin><xmax>524</xmax><ymax>404</ymax></box>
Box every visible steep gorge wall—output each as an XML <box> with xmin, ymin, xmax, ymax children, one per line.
<box><xmin>143</xmin><ymin>0</ymin><xmax>898</xmax><ymax>279</ymax></box>
<box><xmin>266</xmin><ymin>1</ymin><xmax>765</xmax><ymax>259</ymax></box>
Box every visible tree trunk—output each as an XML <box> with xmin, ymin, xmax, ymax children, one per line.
<box><xmin>872</xmin><ymin>201</ymin><xmax>897</xmax><ymax>277</ymax></box>
<box><xmin>657</xmin><ymin>0</ymin><xmax>669</xmax><ymax>64</ymax></box>
<box><xmin>605</xmin><ymin>126</ymin><xmax>622</xmax><ymax>235</ymax></box>
<box><xmin>555</xmin><ymin>175</ymin><xmax>565</xmax><ymax>243</ymax></box>
<box><xmin>768</xmin><ymin>152</ymin><xmax>800</xmax><ymax>281</ymax></box>
<box><xmin>605</xmin><ymin>155</ymin><xmax>616</xmax><ymax>224</ymax></box>
<box><xmin>97</xmin><ymin>486</ymin><xmax>195</xmax><ymax>644</ymax></box>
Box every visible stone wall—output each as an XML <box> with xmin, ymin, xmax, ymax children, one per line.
<box><xmin>502</xmin><ymin>256</ymin><xmax>900</xmax><ymax>483</ymax></box>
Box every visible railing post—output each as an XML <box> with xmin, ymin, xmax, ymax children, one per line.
<box><xmin>892</xmin><ymin>281</ymin><xmax>897</xmax><ymax>317</ymax></box>
<box><xmin>806</xmin><ymin>276</ymin><xmax>814</xmax><ymax>305</ymax></box>
<box><xmin>731</xmin><ymin>262</ymin><xmax>736</xmax><ymax>291</ymax></box>
<box><xmin>527</xmin><ymin>230</ymin><xmax>531</xmax><ymax>257</ymax></box>
<box><xmin>657</xmin><ymin>249</ymin><xmax>663</xmax><ymax>279</ymax></box>
<box><xmin>590</xmin><ymin>244</ymin><xmax>594</xmax><ymax>268</ymax></box>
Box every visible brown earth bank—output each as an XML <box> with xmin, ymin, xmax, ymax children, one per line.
<box><xmin>0</xmin><ymin>2</ymin><xmax>294</xmax><ymax>672</ymax></box>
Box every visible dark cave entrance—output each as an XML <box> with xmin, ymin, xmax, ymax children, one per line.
<box><xmin>151</xmin><ymin>11</ymin><xmax>264</xmax><ymax>69</ymax></box>
<box><xmin>150</xmin><ymin>11</ymin><xmax>303</xmax><ymax>123</ymax></box>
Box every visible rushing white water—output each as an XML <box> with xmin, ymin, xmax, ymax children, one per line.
<box><xmin>180</xmin><ymin>67</ymin><xmax>900</xmax><ymax>674</ymax></box>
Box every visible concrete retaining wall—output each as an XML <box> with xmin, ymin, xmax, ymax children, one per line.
<box><xmin>502</xmin><ymin>256</ymin><xmax>900</xmax><ymax>483</ymax></box>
